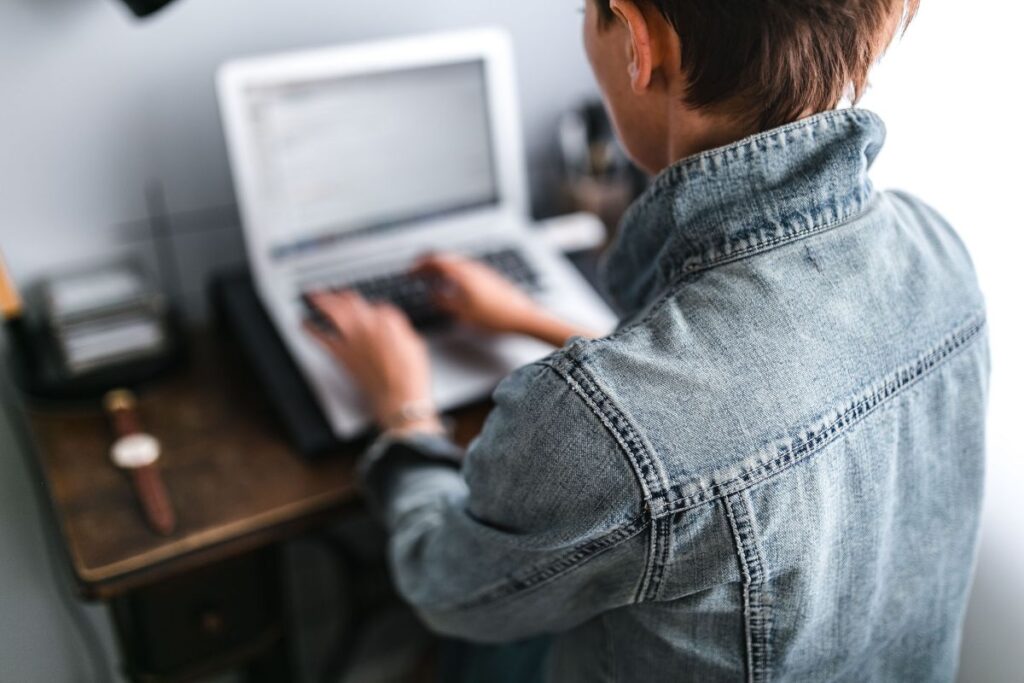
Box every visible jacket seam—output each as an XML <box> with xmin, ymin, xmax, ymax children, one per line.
<box><xmin>724</xmin><ymin>494</ymin><xmax>772</xmax><ymax>683</ymax></box>
<box><xmin>636</xmin><ymin>520</ymin><xmax>658</xmax><ymax>603</ymax></box>
<box><xmin>452</xmin><ymin>515</ymin><xmax>650</xmax><ymax>610</ymax></box>
<box><xmin>662</xmin><ymin>312</ymin><xmax>987</xmax><ymax>515</ymax></box>
<box><xmin>544</xmin><ymin>355</ymin><xmax>672</xmax><ymax>603</ymax></box>
<box><xmin>545</xmin><ymin>356</ymin><xmax>671</xmax><ymax>510</ymax></box>
<box><xmin>642</xmin><ymin>516</ymin><xmax>672</xmax><ymax>602</ymax></box>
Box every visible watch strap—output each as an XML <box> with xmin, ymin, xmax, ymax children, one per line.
<box><xmin>131</xmin><ymin>463</ymin><xmax>176</xmax><ymax>536</ymax></box>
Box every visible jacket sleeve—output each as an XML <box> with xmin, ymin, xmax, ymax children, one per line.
<box><xmin>359</xmin><ymin>360</ymin><xmax>648</xmax><ymax>643</ymax></box>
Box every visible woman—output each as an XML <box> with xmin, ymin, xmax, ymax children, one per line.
<box><xmin>307</xmin><ymin>1</ymin><xmax>988</xmax><ymax>680</ymax></box>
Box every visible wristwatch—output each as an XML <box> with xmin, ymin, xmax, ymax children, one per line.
<box><xmin>104</xmin><ymin>389</ymin><xmax>177</xmax><ymax>536</ymax></box>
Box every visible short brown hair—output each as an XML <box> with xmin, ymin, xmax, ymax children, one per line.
<box><xmin>595</xmin><ymin>0</ymin><xmax>918</xmax><ymax>131</ymax></box>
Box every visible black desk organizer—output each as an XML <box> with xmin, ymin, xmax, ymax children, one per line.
<box><xmin>5</xmin><ymin>310</ymin><xmax>186</xmax><ymax>407</ymax></box>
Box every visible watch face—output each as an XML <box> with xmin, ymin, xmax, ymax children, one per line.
<box><xmin>110</xmin><ymin>434</ymin><xmax>161</xmax><ymax>469</ymax></box>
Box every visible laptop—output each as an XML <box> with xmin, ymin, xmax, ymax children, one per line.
<box><xmin>217</xmin><ymin>28</ymin><xmax>617</xmax><ymax>439</ymax></box>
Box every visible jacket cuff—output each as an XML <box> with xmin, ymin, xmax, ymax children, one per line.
<box><xmin>359</xmin><ymin>430</ymin><xmax>464</xmax><ymax>479</ymax></box>
<box><xmin>357</xmin><ymin>430</ymin><xmax>465</xmax><ymax>526</ymax></box>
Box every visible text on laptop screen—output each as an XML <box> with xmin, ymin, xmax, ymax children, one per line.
<box><xmin>246</xmin><ymin>60</ymin><xmax>499</xmax><ymax>259</ymax></box>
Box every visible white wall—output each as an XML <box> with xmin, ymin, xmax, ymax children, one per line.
<box><xmin>859</xmin><ymin>3</ymin><xmax>1024</xmax><ymax>680</ymax></box>
<box><xmin>0</xmin><ymin>0</ymin><xmax>597</xmax><ymax>287</ymax></box>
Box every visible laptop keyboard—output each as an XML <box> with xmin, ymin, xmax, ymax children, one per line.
<box><xmin>301</xmin><ymin>248</ymin><xmax>540</xmax><ymax>331</ymax></box>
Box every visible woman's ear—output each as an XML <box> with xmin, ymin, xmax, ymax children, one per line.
<box><xmin>609</xmin><ymin>0</ymin><xmax>655</xmax><ymax>93</ymax></box>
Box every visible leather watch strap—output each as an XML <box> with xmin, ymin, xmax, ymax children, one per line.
<box><xmin>131</xmin><ymin>464</ymin><xmax>177</xmax><ymax>536</ymax></box>
<box><xmin>104</xmin><ymin>389</ymin><xmax>177</xmax><ymax>536</ymax></box>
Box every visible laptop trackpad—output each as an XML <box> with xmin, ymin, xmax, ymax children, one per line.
<box><xmin>427</xmin><ymin>328</ymin><xmax>553</xmax><ymax>407</ymax></box>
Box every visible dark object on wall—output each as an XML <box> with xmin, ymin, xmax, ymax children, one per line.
<box><xmin>119</xmin><ymin>0</ymin><xmax>180</xmax><ymax>18</ymax></box>
<box><xmin>559</xmin><ymin>100</ymin><xmax>647</xmax><ymax>236</ymax></box>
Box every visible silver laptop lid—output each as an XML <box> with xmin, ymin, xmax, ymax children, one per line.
<box><xmin>218</xmin><ymin>29</ymin><xmax>530</xmax><ymax>282</ymax></box>
<box><xmin>248</xmin><ymin>60</ymin><xmax>500</xmax><ymax>260</ymax></box>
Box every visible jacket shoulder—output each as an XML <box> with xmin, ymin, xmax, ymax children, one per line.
<box><xmin>463</xmin><ymin>356</ymin><xmax>645</xmax><ymax>537</ymax></box>
<box><xmin>553</xmin><ymin>224</ymin><xmax>987</xmax><ymax>512</ymax></box>
<box><xmin>882</xmin><ymin>189</ymin><xmax>982</xmax><ymax>294</ymax></box>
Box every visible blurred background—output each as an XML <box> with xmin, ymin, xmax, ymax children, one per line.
<box><xmin>0</xmin><ymin>1</ymin><xmax>1020</xmax><ymax>681</ymax></box>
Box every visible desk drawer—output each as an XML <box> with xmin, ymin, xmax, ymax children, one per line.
<box><xmin>111</xmin><ymin>550</ymin><xmax>284</xmax><ymax>681</ymax></box>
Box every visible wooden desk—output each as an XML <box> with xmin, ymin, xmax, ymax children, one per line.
<box><xmin>23</xmin><ymin>331</ymin><xmax>489</xmax><ymax>681</ymax></box>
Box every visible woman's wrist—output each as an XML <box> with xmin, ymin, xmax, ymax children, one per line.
<box><xmin>516</xmin><ymin>309</ymin><xmax>594</xmax><ymax>348</ymax></box>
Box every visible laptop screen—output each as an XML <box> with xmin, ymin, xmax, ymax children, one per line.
<box><xmin>244</xmin><ymin>60</ymin><xmax>500</xmax><ymax>260</ymax></box>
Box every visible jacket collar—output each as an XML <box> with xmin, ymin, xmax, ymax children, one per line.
<box><xmin>600</xmin><ymin>108</ymin><xmax>886</xmax><ymax>318</ymax></box>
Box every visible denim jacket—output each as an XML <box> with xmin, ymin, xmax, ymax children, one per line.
<box><xmin>361</xmin><ymin>109</ymin><xmax>989</xmax><ymax>682</ymax></box>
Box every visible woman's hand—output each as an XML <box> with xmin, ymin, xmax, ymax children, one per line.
<box><xmin>304</xmin><ymin>291</ymin><xmax>441</xmax><ymax>433</ymax></box>
<box><xmin>412</xmin><ymin>253</ymin><xmax>597</xmax><ymax>347</ymax></box>
<box><xmin>411</xmin><ymin>253</ymin><xmax>544</xmax><ymax>335</ymax></box>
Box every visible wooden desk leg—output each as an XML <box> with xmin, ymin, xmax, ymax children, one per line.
<box><xmin>245</xmin><ymin>545</ymin><xmax>294</xmax><ymax>683</ymax></box>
